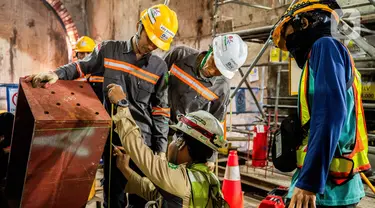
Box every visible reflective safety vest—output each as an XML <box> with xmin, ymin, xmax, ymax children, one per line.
<box><xmin>297</xmin><ymin>50</ymin><xmax>371</xmax><ymax>185</ymax></box>
<box><xmin>187</xmin><ymin>164</ymin><xmax>227</xmax><ymax>207</ymax></box>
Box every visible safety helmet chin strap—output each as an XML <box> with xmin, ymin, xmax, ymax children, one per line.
<box><xmin>135</xmin><ymin>21</ymin><xmax>143</xmax><ymax>53</ymax></box>
<box><xmin>169</xmin><ymin>134</ymin><xmax>186</xmax><ymax>164</ymax></box>
<box><xmin>199</xmin><ymin>46</ymin><xmax>213</xmax><ymax>71</ymax></box>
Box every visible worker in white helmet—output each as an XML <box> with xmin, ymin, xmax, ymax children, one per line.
<box><xmin>107</xmin><ymin>83</ymin><xmax>229</xmax><ymax>207</ymax></box>
<box><xmin>163</xmin><ymin>34</ymin><xmax>248</xmax><ymax>170</ymax></box>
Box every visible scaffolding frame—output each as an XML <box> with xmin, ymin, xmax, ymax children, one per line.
<box><xmin>213</xmin><ymin>0</ymin><xmax>375</xmax><ymax>127</ymax></box>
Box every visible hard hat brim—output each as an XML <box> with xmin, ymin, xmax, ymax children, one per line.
<box><xmin>272</xmin><ymin>2</ymin><xmax>340</xmax><ymax>51</ymax></box>
<box><xmin>170</xmin><ymin>124</ymin><xmax>219</xmax><ymax>152</ymax></box>
<box><xmin>212</xmin><ymin>41</ymin><xmax>235</xmax><ymax>79</ymax></box>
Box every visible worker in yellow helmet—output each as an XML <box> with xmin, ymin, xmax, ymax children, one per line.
<box><xmin>73</xmin><ymin>36</ymin><xmax>105</xmax><ymax>103</ymax></box>
<box><xmin>25</xmin><ymin>4</ymin><xmax>178</xmax><ymax>208</ymax></box>
<box><xmin>74</xmin><ymin>36</ymin><xmax>96</xmax><ymax>60</ymax></box>
<box><xmin>272</xmin><ymin>1</ymin><xmax>370</xmax><ymax>208</ymax></box>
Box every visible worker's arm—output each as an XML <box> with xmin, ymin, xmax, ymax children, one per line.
<box><xmin>163</xmin><ymin>46</ymin><xmax>197</xmax><ymax>70</ymax></box>
<box><xmin>209</xmin><ymin>78</ymin><xmax>231</xmax><ymax>122</ymax></box>
<box><xmin>150</xmin><ymin>68</ymin><xmax>170</xmax><ymax>154</ymax></box>
<box><xmin>55</xmin><ymin>42</ymin><xmax>106</xmax><ymax>80</ymax></box>
<box><xmin>295</xmin><ymin>37</ymin><xmax>349</xmax><ymax>194</ymax></box>
<box><xmin>113</xmin><ymin>106</ymin><xmax>191</xmax><ymax>199</ymax></box>
<box><xmin>124</xmin><ymin>170</ymin><xmax>162</xmax><ymax>201</ymax></box>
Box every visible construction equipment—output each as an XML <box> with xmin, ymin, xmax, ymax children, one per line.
<box><xmin>5</xmin><ymin>79</ymin><xmax>111</xmax><ymax>208</ymax></box>
<box><xmin>258</xmin><ymin>187</ymin><xmax>288</xmax><ymax>208</ymax></box>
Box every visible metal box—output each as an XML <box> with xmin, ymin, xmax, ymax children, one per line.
<box><xmin>6</xmin><ymin>79</ymin><xmax>111</xmax><ymax>208</ymax></box>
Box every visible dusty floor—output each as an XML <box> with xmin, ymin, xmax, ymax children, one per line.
<box><xmin>86</xmin><ymin>169</ymin><xmax>375</xmax><ymax>208</ymax></box>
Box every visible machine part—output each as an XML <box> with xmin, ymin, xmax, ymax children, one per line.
<box><xmin>252</xmin><ymin>125</ymin><xmax>268</xmax><ymax>167</ymax></box>
<box><xmin>239</xmin><ymin>68</ymin><xmax>266</xmax><ymax>119</ymax></box>
<box><xmin>6</xmin><ymin>79</ymin><xmax>111</xmax><ymax>208</ymax></box>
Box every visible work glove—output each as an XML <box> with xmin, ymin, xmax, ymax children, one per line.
<box><xmin>25</xmin><ymin>71</ymin><xmax>59</xmax><ymax>88</ymax></box>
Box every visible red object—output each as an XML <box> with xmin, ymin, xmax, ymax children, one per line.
<box><xmin>258</xmin><ymin>195</ymin><xmax>285</xmax><ymax>208</ymax></box>
<box><xmin>252</xmin><ymin>125</ymin><xmax>268</xmax><ymax>167</ymax></box>
<box><xmin>5</xmin><ymin>79</ymin><xmax>111</xmax><ymax>208</ymax></box>
<box><xmin>222</xmin><ymin>150</ymin><xmax>243</xmax><ymax>208</ymax></box>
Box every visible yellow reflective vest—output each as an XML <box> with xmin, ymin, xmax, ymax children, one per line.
<box><xmin>297</xmin><ymin>50</ymin><xmax>371</xmax><ymax>185</ymax></box>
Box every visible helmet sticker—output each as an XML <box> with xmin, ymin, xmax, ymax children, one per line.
<box><xmin>160</xmin><ymin>25</ymin><xmax>175</xmax><ymax>37</ymax></box>
<box><xmin>152</xmin><ymin>8</ymin><xmax>161</xmax><ymax>18</ymax></box>
<box><xmin>80</xmin><ymin>41</ymin><xmax>87</xmax><ymax>47</ymax></box>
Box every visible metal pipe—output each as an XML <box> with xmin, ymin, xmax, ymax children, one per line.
<box><xmin>260</xmin><ymin>66</ymin><xmax>265</xmax><ymax>109</ymax></box>
<box><xmin>226</xmin><ymin>128</ymin><xmax>252</xmax><ymax>134</ymax></box>
<box><xmin>274</xmin><ymin>66</ymin><xmax>282</xmax><ymax>128</ymax></box>
<box><xmin>363</xmin><ymin>103</ymin><xmax>375</xmax><ymax>108</ymax></box>
<box><xmin>338</xmin><ymin>20</ymin><xmax>375</xmax><ymax>57</ymax></box>
<box><xmin>342</xmin><ymin>2</ymin><xmax>372</xmax><ymax>9</ymax></box>
<box><xmin>242</xmin><ymin>62</ymin><xmax>289</xmax><ymax>67</ymax></box>
<box><xmin>266</xmin><ymin>97</ymin><xmax>297</xmax><ymax>100</ymax></box>
<box><xmin>231</xmin><ymin>123</ymin><xmax>256</xmax><ymax>127</ymax></box>
<box><xmin>354</xmin><ymin>57</ymin><xmax>375</xmax><ymax>62</ymax></box>
<box><xmin>217</xmin><ymin>0</ymin><xmax>272</xmax><ymax>10</ymax></box>
<box><xmin>239</xmin><ymin>68</ymin><xmax>266</xmax><ymax>119</ymax></box>
<box><xmin>357</xmin><ymin>68</ymin><xmax>375</xmax><ymax>71</ymax></box>
<box><xmin>263</xmin><ymin>103</ymin><xmax>375</xmax><ymax>109</ymax></box>
<box><xmin>263</xmin><ymin>104</ymin><xmax>297</xmax><ymax>109</ymax></box>
<box><xmin>226</xmin><ymin>110</ymin><xmax>260</xmax><ymax>114</ymax></box>
<box><xmin>218</xmin><ymin>25</ymin><xmax>274</xmax><ymax>37</ymax></box>
<box><xmin>230</xmin><ymin>0</ymin><xmax>299</xmax><ymax>99</ymax></box>
<box><xmin>230</xmin><ymin>38</ymin><xmax>272</xmax><ymax>99</ymax></box>
<box><xmin>227</xmin><ymin>137</ymin><xmax>253</xmax><ymax>142</ymax></box>
<box><xmin>212</xmin><ymin>0</ymin><xmax>219</xmax><ymax>37</ymax></box>
<box><xmin>265</xmin><ymin>114</ymin><xmax>288</xmax><ymax>118</ymax></box>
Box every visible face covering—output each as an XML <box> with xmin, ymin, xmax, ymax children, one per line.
<box><xmin>286</xmin><ymin>19</ymin><xmax>332</xmax><ymax>69</ymax></box>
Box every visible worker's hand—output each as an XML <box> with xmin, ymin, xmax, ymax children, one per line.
<box><xmin>113</xmin><ymin>146</ymin><xmax>132</xmax><ymax>179</ymax></box>
<box><xmin>107</xmin><ymin>84</ymin><xmax>127</xmax><ymax>104</ymax></box>
<box><xmin>24</xmin><ymin>71</ymin><xmax>58</xmax><ymax>88</ymax></box>
<box><xmin>206</xmin><ymin>161</ymin><xmax>215</xmax><ymax>172</ymax></box>
<box><xmin>288</xmin><ymin>187</ymin><xmax>316</xmax><ymax>208</ymax></box>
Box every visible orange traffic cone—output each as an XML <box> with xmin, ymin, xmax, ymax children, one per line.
<box><xmin>222</xmin><ymin>150</ymin><xmax>243</xmax><ymax>208</ymax></box>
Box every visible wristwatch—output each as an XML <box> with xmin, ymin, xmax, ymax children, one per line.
<box><xmin>116</xmin><ymin>98</ymin><xmax>129</xmax><ymax>107</ymax></box>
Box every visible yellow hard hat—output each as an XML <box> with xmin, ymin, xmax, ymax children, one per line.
<box><xmin>272</xmin><ymin>0</ymin><xmax>340</xmax><ymax>51</ymax></box>
<box><xmin>74</xmin><ymin>36</ymin><xmax>96</xmax><ymax>53</ymax></box>
<box><xmin>140</xmin><ymin>4</ymin><xmax>178</xmax><ymax>51</ymax></box>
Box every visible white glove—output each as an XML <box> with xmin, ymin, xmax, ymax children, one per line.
<box><xmin>25</xmin><ymin>71</ymin><xmax>59</xmax><ymax>88</ymax></box>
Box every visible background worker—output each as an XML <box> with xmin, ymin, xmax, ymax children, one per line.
<box><xmin>163</xmin><ymin>34</ymin><xmax>248</xmax><ymax>170</ymax></box>
<box><xmin>25</xmin><ymin>4</ymin><xmax>178</xmax><ymax>208</ymax></box>
<box><xmin>272</xmin><ymin>0</ymin><xmax>371</xmax><ymax>207</ymax></box>
<box><xmin>107</xmin><ymin>83</ymin><xmax>229</xmax><ymax>207</ymax></box>
<box><xmin>0</xmin><ymin>112</ymin><xmax>14</xmax><ymax>208</ymax></box>
<box><xmin>73</xmin><ymin>36</ymin><xmax>104</xmax><ymax>102</ymax></box>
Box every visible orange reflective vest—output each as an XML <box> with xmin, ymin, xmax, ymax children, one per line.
<box><xmin>297</xmin><ymin>50</ymin><xmax>371</xmax><ymax>185</ymax></box>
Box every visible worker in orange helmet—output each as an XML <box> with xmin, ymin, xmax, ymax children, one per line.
<box><xmin>25</xmin><ymin>4</ymin><xmax>178</xmax><ymax>208</ymax></box>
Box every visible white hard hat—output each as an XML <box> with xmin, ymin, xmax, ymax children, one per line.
<box><xmin>170</xmin><ymin>110</ymin><xmax>226</xmax><ymax>152</ymax></box>
<box><xmin>212</xmin><ymin>34</ymin><xmax>248</xmax><ymax>79</ymax></box>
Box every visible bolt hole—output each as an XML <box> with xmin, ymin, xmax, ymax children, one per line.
<box><xmin>79</xmin><ymin>85</ymin><xmax>84</xmax><ymax>88</ymax></box>
<box><xmin>56</xmin><ymin>102</ymin><xmax>61</xmax><ymax>106</ymax></box>
<box><xmin>95</xmin><ymin>112</ymin><xmax>99</xmax><ymax>115</ymax></box>
<box><xmin>51</xmin><ymin>91</ymin><xmax>55</xmax><ymax>94</ymax></box>
<box><xmin>71</xmin><ymin>92</ymin><xmax>75</xmax><ymax>95</ymax></box>
<box><xmin>76</xmin><ymin>103</ymin><xmax>81</xmax><ymax>106</ymax></box>
<box><xmin>44</xmin><ymin>111</ymin><xmax>49</xmax><ymax>114</ymax></box>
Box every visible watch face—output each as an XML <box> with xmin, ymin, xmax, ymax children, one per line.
<box><xmin>118</xmin><ymin>99</ymin><xmax>128</xmax><ymax>107</ymax></box>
